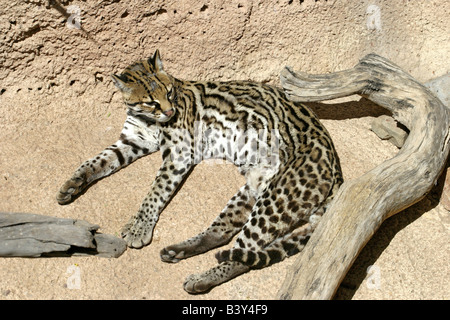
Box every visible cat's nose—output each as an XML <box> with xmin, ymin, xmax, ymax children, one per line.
<box><xmin>163</xmin><ymin>109</ymin><xmax>174</xmax><ymax>117</ymax></box>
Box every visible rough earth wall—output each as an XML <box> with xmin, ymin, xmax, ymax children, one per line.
<box><xmin>0</xmin><ymin>0</ymin><xmax>448</xmax><ymax>299</ymax></box>
<box><xmin>2</xmin><ymin>0</ymin><xmax>448</xmax><ymax>96</ymax></box>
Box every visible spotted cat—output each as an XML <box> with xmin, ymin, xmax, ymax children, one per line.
<box><xmin>57</xmin><ymin>50</ymin><xmax>343</xmax><ymax>293</ymax></box>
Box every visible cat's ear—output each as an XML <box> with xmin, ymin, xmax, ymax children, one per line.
<box><xmin>148</xmin><ymin>49</ymin><xmax>163</xmax><ymax>72</ymax></box>
<box><xmin>111</xmin><ymin>74</ymin><xmax>131</xmax><ymax>92</ymax></box>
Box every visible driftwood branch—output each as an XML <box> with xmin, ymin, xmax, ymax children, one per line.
<box><xmin>277</xmin><ymin>54</ymin><xmax>450</xmax><ymax>299</ymax></box>
<box><xmin>0</xmin><ymin>212</ymin><xmax>127</xmax><ymax>258</ymax></box>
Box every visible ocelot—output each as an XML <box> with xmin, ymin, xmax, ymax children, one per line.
<box><xmin>57</xmin><ymin>50</ymin><xmax>343</xmax><ymax>294</ymax></box>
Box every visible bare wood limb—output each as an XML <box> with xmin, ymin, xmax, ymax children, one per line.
<box><xmin>277</xmin><ymin>54</ymin><xmax>450</xmax><ymax>299</ymax></box>
<box><xmin>0</xmin><ymin>212</ymin><xmax>127</xmax><ymax>258</ymax></box>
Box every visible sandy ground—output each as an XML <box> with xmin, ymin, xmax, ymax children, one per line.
<box><xmin>1</xmin><ymin>0</ymin><xmax>449</xmax><ymax>300</ymax></box>
<box><xmin>0</xmin><ymin>90</ymin><xmax>448</xmax><ymax>300</ymax></box>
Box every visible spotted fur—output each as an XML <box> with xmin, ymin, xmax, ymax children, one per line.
<box><xmin>57</xmin><ymin>50</ymin><xmax>343</xmax><ymax>293</ymax></box>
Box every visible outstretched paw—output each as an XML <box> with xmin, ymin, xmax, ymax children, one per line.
<box><xmin>160</xmin><ymin>246</ymin><xmax>186</xmax><ymax>263</ymax></box>
<box><xmin>161</xmin><ymin>232</ymin><xmax>228</xmax><ymax>263</ymax></box>
<box><xmin>183</xmin><ymin>273</ymin><xmax>214</xmax><ymax>294</ymax></box>
<box><xmin>160</xmin><ymin>239</ymin><xmax>201</xmax><ymax>262</ymax></box>
<box><xmin>183</xmin><ymin>261</ymin><xmax>250</xmax><ymax>294</ymax></box>
<box><xmin>121</xmin><ymin>214</ymin><xmax>154</xmax><ymax>249</ymax></box>
<box><xmin>57</xmin><ymin>174</ymin><xmax>88</xmax><ymax>205</ymax></box>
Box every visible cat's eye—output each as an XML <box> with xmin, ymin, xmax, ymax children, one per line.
<box><xmin>143</xmin><ymin>101</ymin><xmax>159</xmax><ymax>108</ymax></box>
<box><xmin>167</xmin><ymin>88</ymin><xmax>174</xmax><ymax>100</ymax></box>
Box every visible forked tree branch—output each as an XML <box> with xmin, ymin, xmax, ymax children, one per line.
<box><xmin>277</xmin><ymin>54</ymin><xmax>449</xmax><ymax>299</ymax></box>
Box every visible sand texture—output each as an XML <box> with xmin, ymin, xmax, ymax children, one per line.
<box><xmin>0</xmin><ymin>0</ymin><xmax>449</xmax><ymax>299</ymax></box>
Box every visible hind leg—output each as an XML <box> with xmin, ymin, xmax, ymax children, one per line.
<box><xmin>216</xmin><ymin>203</ymin><xmax>325</xmax><ymax>268</ymax></box>
<box><xmin>160</xmin><ymin>185</ymin><xmax>254</xmax><ymax>262</ymax></box>
<box><xmin>216</xmin><ymin>158</ymin><xmax>334</xmax><ymax>268</ymax></box>
<box><xmin>183</xmin><ymin>218</ymin><xmax>318</xmax><ymax>294</ymax></box>
<box><xmin>182</xmin><ymin>205</ymin><xmax>320</xmax><ymax>294</ymax></box>
<box><xmin>229</xmin><ymin>216</ymin><xmax>317</xmax><ymax>267</ymax></box>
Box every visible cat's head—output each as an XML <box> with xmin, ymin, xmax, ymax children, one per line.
<box><xmin>111</xmin><ymin>50</ymin><xmax>177</xmax><ymax>123</ymax></box>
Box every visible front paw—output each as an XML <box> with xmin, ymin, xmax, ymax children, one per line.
<box><xmin>121</xmin><ymin>214</ymin><xmax>154</xmax><ymax>249</ymax></box>
<box><xmin>56</xmin><ymin>174</ymin><xmax>87</xmax><ymax>205</ymax></box>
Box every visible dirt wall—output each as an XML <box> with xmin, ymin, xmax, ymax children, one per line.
<box><xmin>0</xmin><ymin>0</ymin><xmax>449</xmax><ymax>299</ymax></box>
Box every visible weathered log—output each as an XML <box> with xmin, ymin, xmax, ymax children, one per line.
<box><xmin>0</xmin><ymin>212</ymin><xmax>127</xmax><ymax>258</ymax></box>
<box><xmin>277</xmin><ymin>54</ymin><xmax>450</xmax><ymax>299</ymax></box>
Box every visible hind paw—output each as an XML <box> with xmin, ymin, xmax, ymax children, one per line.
<box><xmin>160</xmin><ymin>247</ymin><xmax>185</xmax><ymax>263</ymax></box>
<box><xmin>183</xmin><ymin>261</ymin><xmax>250</xmax><ymax>294</ymax></box>
<box><xmin>183</xmin><ymin>273</ymin><xmax>214</xmax><ymax>294</ymax></box>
